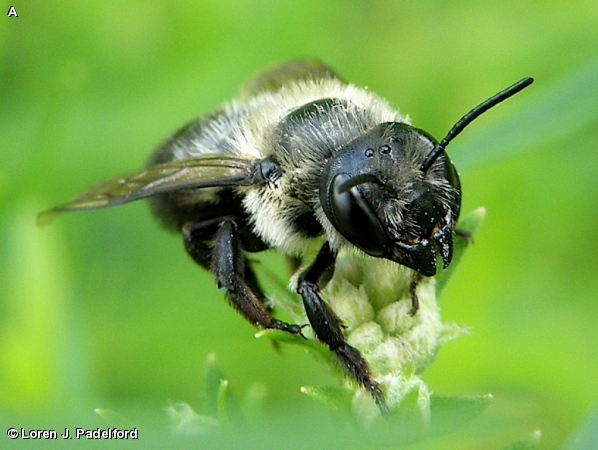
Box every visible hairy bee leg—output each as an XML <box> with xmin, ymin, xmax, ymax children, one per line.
<box><xmin>297</xmin><ymin>243</ymin><xmax>389</xmax><ymax>415</ymax></box>
<box><xmin>184</xmin><ymin>219</ymin><xmax>272</xmax><ymax>311</ymax></box>
<box><xmin>207</xmin><ymin>219</ymin><xmax>304</xmax><ymax>335</ymax></box>
<box><xmin>183</xmin><ymin>221</ymin><xmax>217</xmax><ymax>269</ymax></box>
<box><xmin>243</xmin><ymin>260</ymin><xmax>274</xmax><ymax>313</ymax></box>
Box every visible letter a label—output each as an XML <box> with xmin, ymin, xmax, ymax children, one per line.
<box><xmin>7</xmin><ymin>6</ymin><xmax>18</xmax><ymax>17</ymax></box>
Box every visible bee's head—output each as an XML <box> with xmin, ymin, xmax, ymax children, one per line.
<box><xmin>320</xmin><ymin>76</ymin><xmax>534</xmax><ymax>275</ymax></box>
<box><xmin>320</xmin><ymin>122</ymin><xmax>460</xmax><ymax>276</ymax></box>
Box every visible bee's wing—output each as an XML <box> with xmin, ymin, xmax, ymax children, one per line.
<box><xmin>239</xmin><ymin>59</ymin><xmax>343</xmax><ymax>99</ymax></box>
<box><xmin>38</xmin><ymin>154</ymin><xmax>257</xmax><ymax>226</ymax></box>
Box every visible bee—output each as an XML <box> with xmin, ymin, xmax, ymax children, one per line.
<box><xmin>39</xmin><ymin>60</ymin><xmax>533</xmax><ymax>414</ymax></box>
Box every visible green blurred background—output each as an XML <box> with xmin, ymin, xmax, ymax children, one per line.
<box><xmin>1</xmin><ymin>1</ymin><xmax>597</xmax><ymax>448</ymax></box>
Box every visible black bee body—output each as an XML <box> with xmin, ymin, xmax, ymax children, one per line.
<box><xmin>149</xmin><ymin>77</ymin><xmax>404</xmax><ymax>257</ymax></box>
<box><xmin>39</xmin><ymin>61</ymin><xmax>533</xmax><ymax>414</ymax></box>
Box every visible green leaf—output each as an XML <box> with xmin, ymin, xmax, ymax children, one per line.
<box><xmin>217</xmin><ymin>379</ymin><xmax>230</xmax><ymax>426</ymax></box>
<box><xmin>201</xmin><ymin>353</ymin><xmax>226</xmax><ymax>417</ymax></box>
<box><xmin>435</xmin><ymin>207</ymin><xmax>486</xmax><ymax>296</ymax></box>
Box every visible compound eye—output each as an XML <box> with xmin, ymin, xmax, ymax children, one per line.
<box><xmin>327</xmin><ymin>173</ymin><xmax>388</xmax><ymax>257</ymax></box>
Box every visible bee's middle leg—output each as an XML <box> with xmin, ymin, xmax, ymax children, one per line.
<box><xmin>184</xmin><ymin>218</ymin><xmax>303</xmax><ymax>335</ymax></box>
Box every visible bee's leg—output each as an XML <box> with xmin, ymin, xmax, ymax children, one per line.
<box><xmin>242</xmin><ymin>260</ymin><xmax>274</xmax><ymax>313</ymax></box>
<box><xmin>183</xmin><ymin>220</ymin><xmax>218</xmax><ymax>270</ymax></box>
<box><xmin>184</xmin><ymin>219</ymin><xmax>275</xmax><ymax>313</ymax></box>
<box><xmin>297</xmin><ymin>243</ymin><xmax>389</xmax><ymax>415</ymax></box>
<box><xmin>185</xmin><ymin>218</ymin><xmax>304</xmax><ymax>336</ymax></box>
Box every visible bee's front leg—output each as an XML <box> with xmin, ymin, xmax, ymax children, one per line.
<box><xmin>297</xmin><ymin>243</ymin><xmax>389</xmax><ymax>415</ymax></box>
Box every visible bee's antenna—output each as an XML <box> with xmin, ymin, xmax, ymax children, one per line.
<box><xmin>421</xmin><ymin>77</ymin><xmax>534</xmax><ymax>172</ymax></box>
